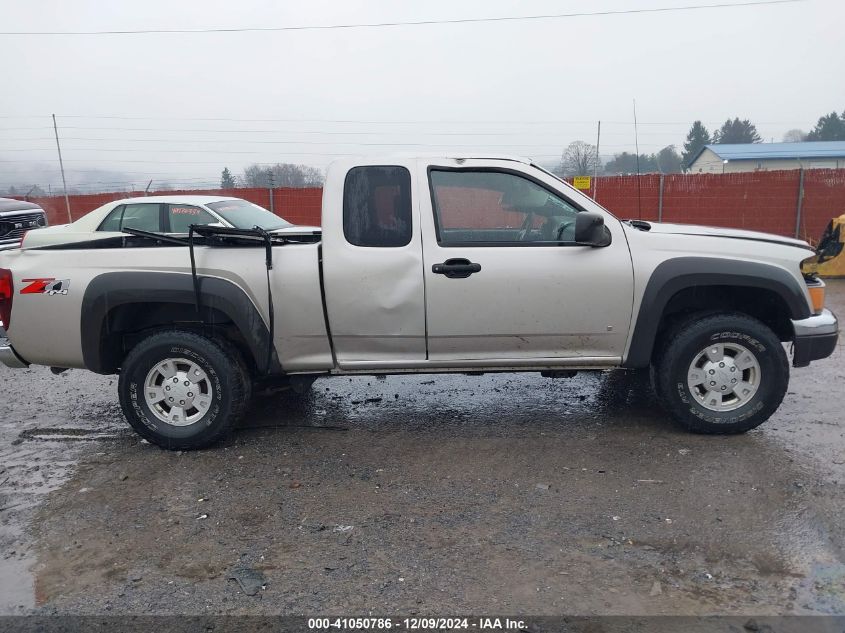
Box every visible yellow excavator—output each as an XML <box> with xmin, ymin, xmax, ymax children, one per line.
<box><xmin>803</xmin><ymin>214</ymin><xmax>845</xmax><ymax>278</ymax></box>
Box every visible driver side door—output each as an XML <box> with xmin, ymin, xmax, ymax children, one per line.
<box><xmin>419</xmin><ymin>159</ymin><xmax>634</xmax><ymax>362</ymax></box>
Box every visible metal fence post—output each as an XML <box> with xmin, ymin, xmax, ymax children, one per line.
<box><xmin>268</xmin><ymin>171</ymin><xmax>275</xmax><ymax>215</ymax></box>
<box><xmin>658</xmin><ymin>174</ymin><xmax>665</xmax><ymax>223</ymax></box>
<box><xmin>794</xmin><ymin>168</ymin><xmax>805</xmax><ymax>239</ymax></box>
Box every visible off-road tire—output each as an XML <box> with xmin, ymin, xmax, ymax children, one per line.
<box><xmin>118</xmin><ymin>330</ymin><xmax>251</xmax><ymax>450</ymax></box>
<box><xmin>652</xmin><ymin>312</ymin><xmax>789</xmax><ymax>434</ymax></box>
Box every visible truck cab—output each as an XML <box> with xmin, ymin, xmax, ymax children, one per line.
<box><xmin>321</xmin><ymin>157</ymin><xmax>633</xmax><ymax>369</ymax></box>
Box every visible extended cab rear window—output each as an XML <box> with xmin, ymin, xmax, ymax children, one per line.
<box><xmin>343</xmin><ymin>166</ymin><xmax>412</xmax><ymax>247</ymax></box>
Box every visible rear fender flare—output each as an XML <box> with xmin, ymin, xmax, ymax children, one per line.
<box><xmin>81</xmin><ymin>271</ymin><xmax>277</xmax><ymax>374</ymax></box>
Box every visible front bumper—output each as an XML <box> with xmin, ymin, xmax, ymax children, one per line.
<box><xmin>0</xmin><ymin>239</ymin><xmax>21</xmax><ymax>251</ymax></box>
<box><xmin>0</xmin><ymin>326</ymin><xmax>29</xmax><ymax>369</ymax></box>
<box><xmin>792</xmin><ymin>308</ymin><xmax>839</xmax><ymax>367</ymax></box>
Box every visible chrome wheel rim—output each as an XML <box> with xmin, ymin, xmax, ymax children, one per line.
<box><xmin>687</xmin><ymin>342</ymin><xmax>761</xmax><ymax>412</ymax></box>
<box><xmin>144</xmin><ymin>358</ymin><xmax>213</xmax><ymax>426</ymax></box>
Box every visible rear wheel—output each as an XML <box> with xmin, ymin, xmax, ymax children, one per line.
<box><xmin>118</xmin><ymin>330</ymin><xmax>250</xmax><ymax>450</ymax></box>
<box><xmin>652</xmin><ymin>312</ymin><xmax>789</xmax><ymax>434</ymax></box>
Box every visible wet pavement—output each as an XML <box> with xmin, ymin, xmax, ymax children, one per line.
<box><xmin>0</xmin><ymin>281</ymin><xmax>843</xmax><ymax>616</ymax></box>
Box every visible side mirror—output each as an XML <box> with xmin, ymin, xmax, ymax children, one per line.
<box><xmin>574</xmin><ymin>212</ymin><xmax>611</xmax><ymax>247</ymax></box>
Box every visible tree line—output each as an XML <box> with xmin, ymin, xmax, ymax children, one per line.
<box><xmin>220</xmin><ymin>163</ymin><xmax>324</xmax><ymax>189</ymax></box>
<box><xmin>217</xmin><ymin>109</ymin><xmax>845</xmax><ymax>186</ymax></box>
<box><xmin>557</xmin><ymin>108</ymin><xmax>845</xmax><ymax>177</ymax></box>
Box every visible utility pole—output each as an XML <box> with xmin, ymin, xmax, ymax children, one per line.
<box><xmin>593</xmin><ymin>120</ymin><xmax>601</xmax><ymax>201</ymax></box>
<box><xmin>52</xmin><ymin>114</ymin><xmax>72</xmax><ymax>223</ymax></box>
<box><xmin>633</xmin><ymin>99</ymin><xmax>642</xmax><ymax>220</ymax></box>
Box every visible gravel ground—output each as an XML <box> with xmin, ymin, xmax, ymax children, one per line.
<box><xmin>0</xmin><ymin>281</ymin><xmax>843</xmax><ymax>616</ymax></box>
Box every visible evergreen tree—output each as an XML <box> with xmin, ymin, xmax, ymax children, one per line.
<box><xmin>656</xmin><ymin>145</ymin><xmax>683</xmax><ymax>173</ymax></box>
<box><xmin>806</xmin><ymin>112</ymin><xmax>845</xmax><ymax>141</ymax></box>
<box><xmin>220</xmin><ymin>167</ymin><xmax>236</xmax><ymax>189</ymax></box>
<box><xmin>712</xmin><ymin>117</ymin><xmax>762</xmax><ymax>144</ymax></box>
<box><xmin>682</xmin><ymin>121</ymin><xmax>711</xmax><ymax>168</ymax></box>
<box><xmin>604</xmin><ymin>152</ymin><xmax>659</xmax><ymax>175</ymax></box>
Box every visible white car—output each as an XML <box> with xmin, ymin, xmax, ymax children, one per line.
<box><xmin>21</xmin><ymin>195</ymin><xmax>318</xmax><ymax>248</ymax></box>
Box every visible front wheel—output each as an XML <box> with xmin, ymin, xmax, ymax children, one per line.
<box><xmin>652</xmin><ymin>313</ymin><xmax>789</xmax><ymax>434</ymax></box>
<box><xmin>118</xmin><ymin>330</ymin><xmax>251</xmax><ymax>450</ymax></box>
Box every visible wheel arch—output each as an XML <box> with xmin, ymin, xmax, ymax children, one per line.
<box><xmin>624</xmin><ymin>257</ymin><xmax>811</xmax><ymax>368</ymax></box>
<box><xmin>81</xmin><ymin>271</ymin><xmax>279</xmax><ymax>375</ymax></box>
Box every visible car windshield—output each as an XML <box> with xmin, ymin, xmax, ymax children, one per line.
<box><xmin>206</xmin><ymin>200</ymin><xmax>293</xmax><ymax>230</ymax></box>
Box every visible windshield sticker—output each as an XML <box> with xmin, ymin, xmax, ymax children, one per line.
<box><xmin>171</xmin><ymin>207</ymin><xmax>201</xmax><ymax>215</ymax></box>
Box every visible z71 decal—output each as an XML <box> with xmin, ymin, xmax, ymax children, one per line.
<box><xmin>21</xmin><ymin>278</ymin><xmax>71</xmax><ymax>296</ymax></box>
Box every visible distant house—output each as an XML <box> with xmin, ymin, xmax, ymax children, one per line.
<box><xmin>687</xmin><ymin>141</ymin><xmax>845</xmax><ymax>174</ymax></box>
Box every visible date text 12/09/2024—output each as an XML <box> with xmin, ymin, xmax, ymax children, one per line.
<box><xmin>307</xmin><ymin>618</ymin><xmax>527</xmax><ymax>631</ymax></box>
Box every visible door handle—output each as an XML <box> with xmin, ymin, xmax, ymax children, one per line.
<box><xmin>432</xmin><ymin>258</ymin><xmax>482</xmax><ymax>279</ymax></box>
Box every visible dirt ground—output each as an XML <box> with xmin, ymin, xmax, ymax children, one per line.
<box><xmin>0</xmin><ymin>281</ymin><xmax>843</xmax><ymax>617</ymax></box>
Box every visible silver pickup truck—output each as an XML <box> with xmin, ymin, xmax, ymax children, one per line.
<box><xmin>0</xmin><ymin>156</ymin><xmax>838</xmax><ymax>449</ymax></box>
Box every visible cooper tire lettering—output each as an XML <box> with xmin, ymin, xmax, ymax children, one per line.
<box><xmin>653</xmin><ymin>312</ymin><xmax>789</xmax><ymax>435</ymax></box>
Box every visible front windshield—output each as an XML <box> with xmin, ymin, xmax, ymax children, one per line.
<box><xmin>206</xmin><ymin>200</ymin><xmax>293</xmax><ymax>231</ymax></box>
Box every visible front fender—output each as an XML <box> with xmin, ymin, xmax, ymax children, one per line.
<box><xmin>623</xmin><ymin>257</ymin><xmax>811</xmax><ymax>368</ymax></box>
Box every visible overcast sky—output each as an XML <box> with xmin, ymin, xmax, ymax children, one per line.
<box><xmin>1</xmin><ymin>0</ymin><xmax>843</xmax><ymax>191</ymax></box>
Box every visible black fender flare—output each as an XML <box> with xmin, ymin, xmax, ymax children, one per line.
<box><xmin>623</xmin><ymin>257</ymin><xmax>811</xmax><ymax>368</ymax></box>
<box><xmin>81</xmin><ymin>271</ymin><xmax>277</xmax><ymax>374</ymax></box>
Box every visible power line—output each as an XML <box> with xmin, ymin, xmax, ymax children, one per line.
<box><xmin>0</xmin><ymin>141</ymin><xmax>669</xmax><ymax>151</ymax></box>
<box><xmin>0</xmin><ymin>129</ymin><xmax>693</xmax><ymax>141</ymax></box>
<box><xmin>0</xmin><ymin>1</ymin><xmax>805</xmax><ymax>36</ymax></box>
<box><xmin>0</xmin><ymin>128</ymin><xmax>716</xmax><ymax>140</ymax></box>
<box><xmin>0</xmin><ymin>116</ymin><xmax>817</xmax><ymax>126</ymax></box>
<box><xmin>0</xmin><ymin>130</ymin><xmax>675</xmax><ymax>140</ymax></box>
<box><xmin>0</xmin><ymin>180</ymin><xmax>222</xmax><ymax>190</ymax></box>
<box><xmin>49</xmin><ymin>117</ymin><xmax>606</xmax><ymax>125</ymax></box>
<box><xmin>2</xmin><ymin>179</ymin><xmax>217</xmax><ymax>188</ymax></box>
<box><xmin>0</xmin><ymin>154</ymin><xmax>572</xmax><ymax>164</ymax></box>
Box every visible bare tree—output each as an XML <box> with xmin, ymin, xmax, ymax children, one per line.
<box><xmin>242</xmin><ymin>163</ymin><xmax>324</xmax><ymax>188</ymax></box>
<box><xmin>560</xmin><ymin>141</ymin><xmax>599</xmax><ymax>176</ymax></box>
<box><xmin>782</xmin><ymin>129</ymin><xmax>807</xmax><ymax>143</ymax></box>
